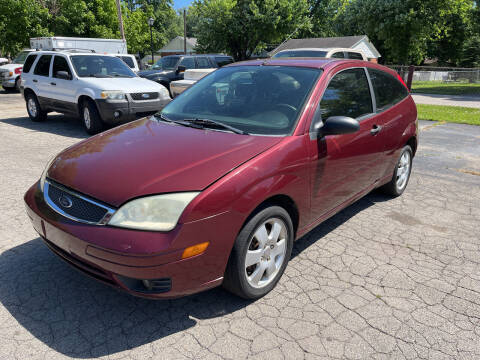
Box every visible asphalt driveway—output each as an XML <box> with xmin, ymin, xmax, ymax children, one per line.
<box><xmin>0</xmin><ymin>91</ymin><xmax>479</xmax><ymax>359</ymax></box>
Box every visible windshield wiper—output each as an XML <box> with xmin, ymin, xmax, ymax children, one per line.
<box><xmin>88</xmin><ymin>74</ymin><xmax>112</xmax><ymax>78</ymax></box>
<box><xmin>155</xmin><ymin>113</ymin><xmax>202</xmax><ymax>129</ymax></box>
<box><xmin>182</xmin><ymin>118</ymin><xmax>249</xmax><ymax>135</ymax></box>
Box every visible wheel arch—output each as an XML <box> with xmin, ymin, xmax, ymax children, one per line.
<box><xmin>406</xmin><ymin>136</ymin><xmax>417</xmax><ymax>156</ymax></box>
<box><xmin>77</xmin><ymin>95</ymin><xmax>95</xmax><ymax>116</ymax></box>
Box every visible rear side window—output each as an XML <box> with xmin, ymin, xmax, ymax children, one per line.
<box><xmin>118</xmin><ymin>56</ymin><xmax>134</xmax><ymax>68</ymax></box>
<box><xmin>215</xmin><ymin>57</ymin><xmax>234</xmax><ymax>67</ymax></box>
<box><xmin>331</xmin><ymin>52</ymin><xmax>344</xmax><ymax>58</ymax></box>
<box><xmin>196</xmin><ymin>57</ymin><xmax>211</xmax><ymax>69</ymax></box>
<box><xmin>52</xmin><ymin>56</ymin><xmax>72</xmax><ymax>78</ymax></box>
<box><xmin>320</xmin><ymin>68</ymin><xmax>373</xmax><ymax>120</ymax></box>
<box><xmin>179</xmin><ymin>57</ymin><xmax>195</xmax><ymax>69</ymax></box>
<box><xmin>348</xmin><ymin>52</ymin><xmax>364</xmax><ymax>60</ymax></box>
<box><xmin>23</xmin><ymin>55</ymin><xmax>37</xmax><ymax>73</ymax></box>
<box><xmin>368</xmin><ymin>69</ymin><xmax>408</xmax><ymax>112</ymax></box>
<box><xmin>34</xmin><ymin>55</ymin><xmax>52</xmax><ymax>76</ymax></box>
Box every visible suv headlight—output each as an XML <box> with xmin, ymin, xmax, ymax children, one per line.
<box><xmin>100</xmin><ymin>91</ymin><xmax>125</xmax><ymax>100</ymax></box>
<box><xmin>40</xmin><ymin>155</ymin><xmax>57</xmax><ymax>192</ymax></box>
<box><xmin>108</xmin><ymin>192</ymin><xmax>199</xmax><ymax>231</ymax></box>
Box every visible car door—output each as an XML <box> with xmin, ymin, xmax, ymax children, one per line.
<box><xmin>307</xmin><ymin>67</ymin><xmax>386</xmax><ymax>222</ymax></box>
<box><xmin>49</xmin><ymin>55</ymin><xmax>76</xmax><ymax>113</ymax></box>
<box><xmin>32</xmin><ymin>54</ymin><xmax>53</xmax><ymax>108</ymax></box>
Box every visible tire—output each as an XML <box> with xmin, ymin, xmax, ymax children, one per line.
<box><xmin>81</xmin><ymin>99</ymin><xmax>104</xmax><ymax>135</ymax></box>
<box><xmin>381</xmin><ymin>145</ymin><xmax>413</xmax><ymax>197</ymax></box>
<box><xmin>3</xmin><ymin>86</ymin><xmax>16</xmax><ymax>93</ymax></box>
<box><xmin>223</xmin><ymin>205</ymin><xmax>294</xmax><ymax>299</ymax></box>
<box><xmin>15</xmin><ymin>78</ymin><xmax>20</xmax><ymax>92</ymax></box>
<box><xmin>25</xmin><ymin>92</ymin><xmax>47</xmax><ymax>122</ymax></box>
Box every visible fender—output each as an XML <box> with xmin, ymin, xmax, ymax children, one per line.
<box><xmin>75</xmin><ymin>88</ymin><xmax>97</xmax><ymax>104</ymax></box>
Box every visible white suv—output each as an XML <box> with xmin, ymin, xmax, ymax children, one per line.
<box><xmin>272</xmin><ymin>48</ymin><xmax>367</xmax><ymax>61</ymax></box>
<box><xmin>21</xmin><ymin>50</ymin><xmax>170</xmax><ymax>134</ymax></box>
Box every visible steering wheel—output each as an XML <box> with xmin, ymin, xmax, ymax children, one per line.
<box><xmin>275</xmin><ymin>103</ymin><xmax>297</xmax><ymax>117</ymax></box>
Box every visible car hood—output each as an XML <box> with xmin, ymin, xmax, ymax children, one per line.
<box><xmin>79</xmin><ymin>77</ymin><xmax>166</xmax><ymax>92</ymax></box>
<box><xmin>0</xmin><ymin>63</ymin><xmax>23</xmax><ymax>71</ymax></box>
<box><xmin>138</xmin><ymin>70</ymin><xmax>172</xmax><ymax>79</ymax></box>
<box><xmin>47</xmin><ymin>118</ymin><xmax>282</xmax><ymax>207</ymax></box>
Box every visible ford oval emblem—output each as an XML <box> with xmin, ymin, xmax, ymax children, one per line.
<box><xmin>58</xmin><ymin>194</ymin><xmax>73</xmax><ymax>208</ymax></box>
<box><xmin>142</xmin><ymin>93</ymin><xmax>150</xmax><ymax>99</ymax></box>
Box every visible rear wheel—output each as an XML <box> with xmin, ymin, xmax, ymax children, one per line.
<box><xmin>223</xmin><ymin>206</ymin><xmax>293</xmax><ymax>299</ymax></box>
<box><xmin>81</xmin><ymin>99</ymin><xmax>104</xmax><ymax>135</ymax></box>
<box><xmin>381</xmin><ymin>145</ymin><xmax>413</xmax><ymax>196</ymax></box>
<box><xmin>25</xmin><ymin>92</ymin><xmax>47</xmax><ymax>122</ymax></box>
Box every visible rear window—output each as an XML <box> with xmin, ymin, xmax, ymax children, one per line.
<box><xmin>23</xmin><ymin>54</ymin><xmax>37</xmax><ymax>73</ymax></box>
<box><xmin>330</xmin><ymin>52</ymin><xmax>345</xmax><ymax>59</ymax></box>
<box><xmin>33</xmin><ymin>55</ymin><xmax>52</xmax><ymax>77</ymax></box>
<box><xmin>347</xmin><ymin>52</ymin><xmax>364</xmax><ymax>60</ymax></box>
<box><xmin>215</xmin><ymin>57</ymin><xmax>234</xmax><ymax>67</ymax></box>
<box><xmin>118</xmin><ymin>56</ymin><xmax>135</xmax><ymax>68</ymax></box>
<box><xmin>368</xmin><ymin>69</ymin><xmax>408</xmax><ymax>112</ymax></box>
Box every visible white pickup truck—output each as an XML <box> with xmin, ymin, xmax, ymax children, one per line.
<box><xmin>170</xmin><ymin>68</ymin><xmax>216</xmax><ymax>97</ymax></box>
<box><xmin>0</xmin><ymin>49</ymin><xmax>35</xmax><ymax>92</ymax></box>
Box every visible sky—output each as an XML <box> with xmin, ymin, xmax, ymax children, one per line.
<box><xmin>173</xmin><ymin>0</ymin><xmax>193</xmax><ymax>10</ymax></box>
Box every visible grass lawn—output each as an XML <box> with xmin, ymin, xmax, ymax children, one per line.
<box><xmin>411</xmin><ymin>81</ymin><xmax>480</xmax><ymax>96</ymax></box>
<box><xmin>417</xmin><ymin>104</ymin><xmax>480</xmax><ymax>125</ymax></box>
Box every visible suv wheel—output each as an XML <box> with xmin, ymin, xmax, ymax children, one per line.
<box><xmin>223</xmin><ymin>206</ymin><xmax>293</xmax><ymax>299</ymax></box>
<box><xmin>25</xmin><ymin>93</ymin><xmax>47</xmax><ymax>122</ymax></box>
<box><xmin>381</xmin><ymin>145</ymin><xmax>413</xmax><ymax>197</ymax></box>
<box><xmin>81</xmin><ymin>100</ymin><xmax>104</xmax><ymax>135</ymax></box>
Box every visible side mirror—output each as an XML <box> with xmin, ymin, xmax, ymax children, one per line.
<box><xmin>56</xmin><ymin>71</ymin><xmax>72</xmax><ymax>80</ymax></box>
<box><xmin>176</xmin><ymin>65</ymin><xmax>186</xmax><ymax>73</ymax></box>
<box><xmin>321</xmin><ymin>116</ymin><xmax>360</xmax><ymax>136</ymax></box>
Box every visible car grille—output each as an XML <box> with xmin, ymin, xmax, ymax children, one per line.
<box><xmin>0</xmin><ymin>69</ymin><xmax>8</xmax><ymax>78</ymax></box>
<box><xmin>44</xmin><ymin>180</ymin><xmax>115</xmax><ymax>224</ymax></box>
<box><xmin>130</xmin><ymin>92</ymin><xmax>159</xmax><ymax>101</ymax></box>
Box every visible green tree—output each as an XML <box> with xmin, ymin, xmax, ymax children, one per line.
<box><xmin>0</xmin><ymin>0</ymin><xmax>51</xmax><ymax>56</ymax></box>
<box><xmin>192</xmin><ymin>0</ymin><xmax>311</xmax><ymax>60</ymax></box>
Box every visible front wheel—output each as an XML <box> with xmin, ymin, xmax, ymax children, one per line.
<box><xmin>223</xmin><ymin>206</ymin><xmax>293</xmax><ymax>299</ymax></box>
<box><xmin>381</xmin><ymin>145</ymin><xmax>413</xmax><ymax>197</ymax></box>
<box><xmin>81</xmin><ymin>99</ymin><xmax>104</xmax><ymax>135</ymax></box>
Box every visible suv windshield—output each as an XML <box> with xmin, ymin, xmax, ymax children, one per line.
<box><xmin>13</xmin><ymin>51</ymin><xmax>31</xmax><ymax>64</ymax></box>
<box><xmin>273</xmin><ymin>50</ymin><xmax>328</xmax><ymax>58</ymax></box>
<box><xmin>70</xmin><ymin>55</ymin><xmax>136</xmax><ymax>78</ymax></box>
<box><xmin>152</xmin><ymin>56</ymin><xmax>179</xmax><ymax>71</ymax></box>
<box><xmin>161</xmin><ymin>65</ymin><xmax>321</xmax><ymax>136</ymax></box>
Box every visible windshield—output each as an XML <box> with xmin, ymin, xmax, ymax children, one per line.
<box><xmin>161</xmin><ymin>65</ymin><xmax>321</xmax><ymax>136</ymax></box>
<box><xmin>273</xmin><ymin>50</ymin><xmax>328</xmax><ymax>58</ymax></box>
<box><xmin>152</xmin><ymin>56</ymin><xmax>179</xmax><ymax>70</ymax></box>
<box><xmin>13</xmin><ymin>51</ymin><xmax>31</xmax><ymax>64</ymax></box>
<box><xmin>70</xmin><ymin>55</ymin><xmax>136</xmax><ymax>78</ymax></box>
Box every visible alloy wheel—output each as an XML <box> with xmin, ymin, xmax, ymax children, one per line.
<box><xmin>83</xmin><ymin>107</ymin><xmax>91</xmax><ymax>129</ymax></box>
<box><xmin>396</xmin><ymin>151</ymin><xmax>411</xmax><ymax>191</ymax></box>
<box><xmin>245</xmin><ymin>217</ymin><xmax>288</xmax><ymax>289</ymax></box>
<box><xmin>27</xmin><ymin>98</ymin><xmax>37</xmax><ymax>117</ymax></box>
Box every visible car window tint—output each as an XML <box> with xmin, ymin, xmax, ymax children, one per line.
<box><xmin>215</xmin><ymin>57</ymin><xmax>233</xmax><ymax>67</ymax></box>
<box><xmin>23</xmin><ymin>54</ymin><xmax>37</xmax><ymax>73</ymax></box>
<box><xmin>369</xmin><ymin>68</ymin><xmax>409</xmax><ymax>112</ymax></box>
<box><xmin>52</xmin><ymin>56</ymin><xmax>72</xmax><ymax>78</ymax></box>
<box><xmin>179</xmin><ymin>57</ymin><xmax>195</xmax><ymax>69</ymax></box>
<box><xmin>330</xmin><ymin>52</ymin><xmax>345</xmax><ymax>58</ymax></box>
<box><xmin>33</xmin><ymin>55</ymin><xmax>52</xmax><ymax>76</ymax></box>
<box><xmin>196</xmin><ymin>57</ymin><xmax>211</xmax><ymax>69</ymax></box>
<box><xmin>320</xmin><ymin>68</ymin><xmax>373</xmax><ymax>120</ymax></box>
<box><xmin>118</xmin><ymin>56</ymin><xmax>135</xmax><ymax>68</ymax></box>
<box><xmin>348</xmin><ymin>52</ymin><xmax>364</xmax><ymax>60</ymax></box>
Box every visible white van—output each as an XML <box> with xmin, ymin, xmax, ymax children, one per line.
<box><xmin>272</xmin><ymin>48</ymin><xmax>367</xmax><ymax>61</ymax></box>
<box><xmin>115</xmin><ymin>54</ymin><xmax>140</xmax><ymax>72</ymax></box>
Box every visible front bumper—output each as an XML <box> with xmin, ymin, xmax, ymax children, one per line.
<box><xmin>95</xmin><ymin>94</ymin><xmax>171</xmax><ymax>125</ymax></box>
<box><xmin>2</xmin><ymin>78</ymin><xmax>16</xmax><ymax>88</ymax></box>
<box><xmin>170</xmin><ymin>80</ymin><xmax>195</xmax><ymax>97</ymax></box>
<box><xmin>24</xmin><ymin>182</ymin><xmax>238</xmax><ymax>299</ymax></box>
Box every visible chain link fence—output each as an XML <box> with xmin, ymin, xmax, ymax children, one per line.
<box><xmin>387</xmin><ymin>65</ymin><xmax>480</xmax><ymax>84</ymax></box>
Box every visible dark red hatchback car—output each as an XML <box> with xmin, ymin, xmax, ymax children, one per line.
<box><xmin>24</xmin><ymin>59</ymin><xmax>418</xmax><ymax>299</ymax></box>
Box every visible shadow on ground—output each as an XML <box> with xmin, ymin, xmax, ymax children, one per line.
<box><xmin>0</xmin><ymin>192</ymin><xmax>386</xmax><ymax>358</ymax></box>
<box><xmin>1</xmin><ymin>114</ymin><xmax>88</xmax><ymax>139</ymax></box>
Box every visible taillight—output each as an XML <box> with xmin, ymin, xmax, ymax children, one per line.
<box><xmin>14</xmin><ymin>67</ymin><xmax>22</xmax><ymax>75</ymax></box>
<box><xmin>396</xmin><ymin>73</ymin><xmax>409</xmax><ymax>91</ymax></box>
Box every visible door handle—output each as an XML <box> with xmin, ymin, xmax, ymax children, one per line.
<box><xmin>50</xmin><ymin>82</ymin><xmax>56</xmax><ymax>86</ymax></box>
<box><xmin>370</xmin><ymin>125</ymin><xmax>382</xmax><ymax>135</ymax></box>
<box><xmin>33</xmin><ymin>79</ymin><xmax>38</xmax><ymax>83</ymax></box>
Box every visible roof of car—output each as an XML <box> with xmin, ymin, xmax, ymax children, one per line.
<box><xmin>32</xmin><ymin>50</ymin><xmax>117</xmax><ymax>56</ymax></box>
<box><xmin>276</xmin><ymin>48</ymin><xmax>361</xmax><ymax>53</ymax></box>
<box><xmin>228</xmin><ymin>58</ymin><xmax>342</xmax><ymax>69</ymax></box>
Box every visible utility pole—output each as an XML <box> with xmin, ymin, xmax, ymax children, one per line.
<box><xmin>184</xmin><ymin>9</ymin><xmax>187</xmax><ymax>55</ymax></box>
<box><xmin>115</xmin><ymin>0</ymin><xmax>125</xmax><ymax>41</ymax></box>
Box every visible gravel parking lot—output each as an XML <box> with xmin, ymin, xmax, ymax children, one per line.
<box><xmin>1</xmin><ymin>90</ymin><xmax>479</xmax><ymax>359</ymax></box>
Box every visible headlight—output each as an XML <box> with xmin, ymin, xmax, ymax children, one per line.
<box><xmin>108</xmin><ymin>192</ymin><xmax>199</xmax><ymax>231</ymax></box>
<box><xmin>159</xmin><ymin>86</ymin><xmax>170</xmax><ymax>99</ymax></box>
<box><xmin>100</xmin><ymin>91</ymin><xmax>125</xmax><ymax>100</ymax></box>
<box><xmin>40</xmin><ymin>155</ymin><xmax>57</xmax><ymax>192</ymax></box>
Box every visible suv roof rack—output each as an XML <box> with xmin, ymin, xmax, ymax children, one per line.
<box><xmin>44</xmin><ymin>48</ymin><xmax>96</xmax><ymax>53</ymax></box>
